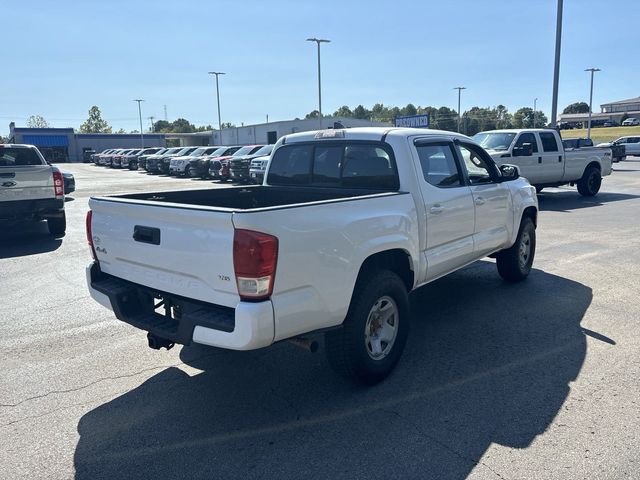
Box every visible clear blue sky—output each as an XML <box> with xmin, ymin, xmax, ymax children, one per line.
<box><xmin>2</xmin><ymin>0</ymin><xmax>637</xmax><ymax>135</ymax></box>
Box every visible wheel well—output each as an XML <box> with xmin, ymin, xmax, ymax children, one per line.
<box><xmin>522</xmin><ymin>206</ymin><xmax>537</xmax><ymax>228</ymax></box>
<box><xmin>358</xmin><ymin>249</ymin><xmax>414</xmax><ymax>291</ymax></box>
<box><xmin>586</xmin><ymin>161</ymin><xmax>601</xmax><ymax>172</ymax></box>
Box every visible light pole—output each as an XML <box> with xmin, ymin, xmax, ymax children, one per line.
<box><xmin>585</xmin><ymin>67</ymin><xmax>601</xmax><ymax>139</ymax></box>
<box><xmin>533</xmin><ymin>98</ymin><xmax>538</xmax><ymax>127</ymax></box>
<box><xmin>550</xmin><ymin>0</ymin><xmax>564</xmax><ymax>127</ymax></box>
<box><xmin>306</xmin><ymin>37</ymin><xmax>330</xmax><ymax>129</ymax></box>
<box><xmin>133</xmin><ymin>99</ymin><xmax>144</xmax><ymax>149</ymax></box>
<box><xmin>454</xmin><ymin>86</ymin><xmax>466</xmax><ymax>133</ymax></box>
<box><xmin>208</xmin><ymin>71</ymin><xmax>225</xmax><ymax>143</ymax></box>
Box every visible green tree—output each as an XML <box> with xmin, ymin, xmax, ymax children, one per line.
<box><xmin>152</xmin><ymin>120</ymin><xmax>170</xmax><ymax>132</ymax></box>
<box><xmin>79</xmin><ymin>106</ymin><xmax>112</xmax><ymax>133</ymax></box>
<box><xmin>562</xmin><ymin>102</ymin><xmax>590</xmax><ymax>114</ymax></box>
<box><xmin>221</xmin><ymin>122</ymin><xmax>235</xmax><ymax>129</ymax></box>
<box><xmin>401</xmin><ymin>103</ymin><xmax>418</xmax><ymax>116</ymax></box>
<box><xmin>305</xmin><ymin>110</ymin><xmax>321</xmax><ymax>119</ymax></box>
<box><xmin>114</xmin><ymin>128</ymin><xmax>126</xmax><ymax>134</ymax></box>
<box><xmin>26</xmin><ymin>115</ymin><xmax>49</xmax><ymax>128</ymax></box>
<box><xmin>333</xmin><ymin>105</ymin><xmax>353</xmax><ymax>117</ymax></box>
<box><xmin>513</xmin><ymin>107</ymin><xmax>547</xmax><ymax>128</ymax></box>
<box><xmin>495</xmin><ymin>105</ymin><xmax>513</xmax><ymax>129</ymax></box>
<box><xmin>462</xmin><ymin>107</ymin><xmax>497</xmax><ymax>136</ymax></box>
<box><xmin>353</xmin><ymin>105</ymin><xmax>370</xmax><ymax>119</ymax></box>
<box><xmin>432</xmin><ymin>106</ymin><xmax>458</xmax><ymax>131</ymax></box>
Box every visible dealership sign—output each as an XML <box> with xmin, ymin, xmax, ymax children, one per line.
<box><xmin>394</xmin><ymin>114</ymin><xmax>429</xmax><ymax>128</ymax></box>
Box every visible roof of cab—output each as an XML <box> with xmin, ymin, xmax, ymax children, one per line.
<box><xmin>281</xmin><ymin>127</ymin><xmax>470</xmax><ymax>144</ymax></box>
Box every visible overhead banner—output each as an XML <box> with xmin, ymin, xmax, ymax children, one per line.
<box><xmin>394</xmin><ymin>114</ymin><xmax>429</xmax><ymax>128</ymax></box>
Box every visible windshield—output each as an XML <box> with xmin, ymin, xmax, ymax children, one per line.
<box><xmin>232</xmin><ymin>146</ymin><xmax>255</xmax><ymax>156</ymax></box>
<box><xmin>253</xmin><ymin>145</ymin><xmax>274</xmax><ymax>156</ymax></box>
<box><xmin>190</xmin><ymin>147</ymin><xmax>208</xmax><ymax>156</ymax></box>
<box><xmin>165</xmin><ymin>148</ymin><xmax>183</xmax><ymax>155</ymax></box>
<box><xmin>473</xmin><ymin>132</ymin><xmax>517</xmax><ymax>151</ymax></box>
<box><xmin>209</xmin><ymin>147</ymin><xmax>228</xmax><ymax>157</ymax></box>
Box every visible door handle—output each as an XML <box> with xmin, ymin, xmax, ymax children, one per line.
<box><xmin>474</xmin><ymin>197</ymin><xmax>486</xmax><ymax>206</ymax></box>
<box><xmin>559</xmin><ymin>155</ymin><xmax>563</xmax><ymax>162</ymax></box>
<box><xmin>429</xmin><ymin>205</ymin><xmax>444</xmax><ymax>215</ymax></box>
<box><xmin>538</xmin><ymin>156</ymin><xmax>542</xmax><ymax>164</ymax></box>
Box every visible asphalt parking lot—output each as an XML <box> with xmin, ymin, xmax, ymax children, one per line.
<box><xmin>1</xmin><ymin>161</ymin><xmax>639</xmax><ymax>479</ymax></box>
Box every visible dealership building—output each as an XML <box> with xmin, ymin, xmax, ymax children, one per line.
<box><xmin>8</xmin><ymin>116</ymin><xmax>390</xmax><ymax>162</ymax></box>
<box><xmin>557</xmin><ymin>96</ymin><xmax>640</xmax><ymax>126</ymax></box>
<box><xmin>8</xmin><ymin>123</ymin><xmax>165</xmax><ymax>163</ymax></box>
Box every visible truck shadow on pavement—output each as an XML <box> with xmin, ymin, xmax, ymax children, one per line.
<box><xmin>74</xmin><ymin>262</ymin><xmax>593</xmax><ymax>480</ymax></box>
<box><xmin>0</xmin><ymin>221</ymin><xmax>62</xmax><ymax>259</ymax></box>
<box><xmin>537</xmin><ymin>190</ymin><xmax>639</xmax><ymax>212</ymax></box>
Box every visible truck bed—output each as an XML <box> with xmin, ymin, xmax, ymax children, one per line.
<box><xmin>108</xmin><ymin>185</ymin><xmax>399</xmax><ymax>211</ymax></box>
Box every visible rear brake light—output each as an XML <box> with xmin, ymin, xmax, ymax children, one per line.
<box><xmin>233</xmin><ymin>229</ymin><xmax>278</xmax><ymax>301</ymax></box>
<box><xmin>52</xmin><ymin>170</ymin><xmax>64</xmax><ymax>198</ymax></box>
<box><xmin>86</xmin><ymin>210</ymin><xmax>98</xmax><ymax>261</ymax></box>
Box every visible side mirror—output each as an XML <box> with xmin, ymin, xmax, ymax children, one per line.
<box><xmin>512</xmin><ymin>143</ymin><xmax>533</xmax><ymax>156</ymax></box>
<box><xmin>499</xmin><ymin>164</ymin><xmax>519</xmax><ymax>181</ymax></box>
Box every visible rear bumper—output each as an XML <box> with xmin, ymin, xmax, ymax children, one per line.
<box><xmin>0</xmin><ymin>198</ymin><xmax>64</xmax><ymax>220</ymax></box>
<box><xmin>86</xmin><ymin>262</ymin><xmax>274</xmax><ymax>350</ymax></box>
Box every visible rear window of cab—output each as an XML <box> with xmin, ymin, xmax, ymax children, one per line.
<box><xmin>267</xmin><ymin>142</ymin><xmax>399</xmax><ymax>190</ymax></box>
<box><xmin>0</xmin><ymin>147</ymin><xmax>43</xmax><ymax>166</ymax></box>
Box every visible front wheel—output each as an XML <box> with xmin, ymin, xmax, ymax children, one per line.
<box><xmin>325</xmin><ymin>270</ymin><xmax>410</xmax><ymax>385</ymax></box>
<box><xmin>47</xmin><ymin>213</ymin><xmax>66</xmax><ymax>237</ymax></box>
<box><xmin>496</xmin><ymin>217</ymin><xmax>535</xmax><ymax>282</ymax></box>
<box><xmin>577</xmin><ymin>166</ymin><xmax>602</xmax><ymax>196</ymax></box>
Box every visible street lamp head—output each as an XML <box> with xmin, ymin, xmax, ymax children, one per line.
<box><xmin>585</xmin><ymin>67</ymin><xmax>601</xmax><ymax>72</ymax></box>
<box><xmin>306</xmin><ymin>38</ymin><xmax>330</xmax><ymax>43</ymax></box>
<box><xmin>208</xmin><ymin>71</ymin><xmax>226</xmax><ymax>76</ymax></box>
<box><xmin>453</xmin><ymin>86</ymin><xmax>466</xmax><ymax>91</ymax></box>
<box><xmin>133</xmin><ymin>99</ymin><xmax>144</xmax><ymax>102</ymax></box>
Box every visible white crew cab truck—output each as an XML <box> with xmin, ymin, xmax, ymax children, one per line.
<box><xmin>86</xmin><ymin>128</ymin><xmax>538</xmax><ymax>384</ymax></box>
<box><xmin>474</xmin><ymin>128</ymin><xmax>612</xmax><ymax>196</ymax></box>
<box><xmin>0</xmin><ymin>144</ymin><xmax>66</xmax><ymax>235</ymax></box>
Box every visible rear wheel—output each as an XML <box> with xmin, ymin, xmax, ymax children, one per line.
<box><xmin>325</xmin><ymin>270</ymin><xmax>410</xmax><ymax>385</ymax></box>
<box><xmin>47</xmin><ymin>212</ymin><xmax>66</xmax><ymax>237</ymax></box>
<box><xmin>577</xmin><ymin>165</ymin><xmax>602</xmax><ymax>196</ymax></box>
<box><xmin>184</xmin><ymin>165</ymin><xmax>191</xmax><ymax>177</ymax></box>
<box><xmin>496</xmin><ymin>217</ymin><xmax>535</xmax><ymax>282</ymax></box>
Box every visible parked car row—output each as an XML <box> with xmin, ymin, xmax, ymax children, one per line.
<box><xmin>90</xmin><ymin>144</ymin><xmax>275</xmax><ymax>183</ymax></box>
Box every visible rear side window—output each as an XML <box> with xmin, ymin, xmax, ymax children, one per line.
<box><xmin>268</xmin><ymin>143</ymin><xmax>398</xmax><ymax>190</ymax></box>
<box><xmin>415</xmin><ymin>143</ymin><xmax>462</xmax><ymax>188</ymax></box>
<box><xmin>0</xmin><ymin>148</ymin><xmax>43</xmax><ymax>166</ymax></box>
<box><xmin>539</xmin><ymin>132</ymin><xmax>559</xmax><ymax>152</ymax></box>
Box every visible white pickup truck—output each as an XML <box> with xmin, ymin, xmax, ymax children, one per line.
<box><xmin>0</xmin><ymin>144</ymin><xmax>66</xmax><ymax>235</ymax></box>
<box><xmin>86</xmin><ymin>127</ymin><xmax>538</xmax><ymax>384</ymax></box>
<box><xmin>473</xmin><ymin>128</ymin><xmax>612</xmax><ymax>195</ymax></box>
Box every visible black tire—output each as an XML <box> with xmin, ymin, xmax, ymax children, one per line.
<box><xmin>535</xmin><ymin>186</ymin><xmax>544</xmax><ymax>194</ymax></box>
<box><xmin>577</xmin><ymin>165</ymin><xmax>602</xmax><ymax>196</ymax></box>
<box><xmin>325</xmin><ymin>269</ymin><xmax>410</xmax><ymax>385</ymax></box>
<box><xmin>184</xmin><ymin>165</ymin><xmax>191</xmax><ymax>177</ymax></box>
<box><xmin>47</xmin><ymin>213</ymin><xmax>66</xmax><ymax>237</ymax></box>
<box><xmin>496</xmin><ymin>217</ymin><xmax>535</xmax><ymax>282</ymax></box>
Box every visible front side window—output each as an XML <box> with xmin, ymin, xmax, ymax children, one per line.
<box><xmin>457</xmin><ymin>143</ymin><xmax>496</xmax><ymax>185</ymax></box>
<box><xmin>515</xmin><ymin>133</ymin><xmax>539</xmax><ymax>153</ymax></box>
<box><xmin>415</xmin><ymin>142</ymin><xmax>462</xmax><ymax>188</ymax></box>
<box><xmin>539</xmin><ymin>132</ymin><xmax>559</xmax><ymax>152</ymax></box>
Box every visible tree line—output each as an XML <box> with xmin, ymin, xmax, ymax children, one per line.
<box><xmin>30</xmin><ymin>100</ymin><xmax>611</xmax><ymax>137</ymax></box>
<box><xmin>306</xmin><ymin>103</ymin><xmax>549</xmax><ymax>136</ymax></box>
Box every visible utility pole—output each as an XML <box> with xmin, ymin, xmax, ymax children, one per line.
<box><xmin>550</xmin><ymin>0</ymin><xmax>564</xmax><ymax>128</ymax></box>
<box><xmin>208</xmin><ymin>71</ymin><xmax>225</xmax><ymax>143</ymax></box>
<box><xmin>163</xmin><ymin>105</ymin><xmax>168</xmax><ymax>121</ymax></box>
<box><xmin>149</xmin><ymin>116</ymin><xmax>155</xmax><ymax>133</ymax></box>
<box><xmin>266</xmin><ymin>114</ymin><xmax>269</xmax><ymax>124</ymax></box>
<box><xmin>533</xmin><ymin>98</ymin><xmax>538</xmax><ymax>127</ymax></box>
<box><xmin>133</xmin><ymin>99</ymin><xmax>144</xmax><ymax>149</ymax></box>
<box><xmin>306</xmin><ymin>37</ymin><xmax>330</xmax><ymax>130</ymax></box>
<box><xmin>585</xmin><ymin>67</ymin><xmax>601</xmax><ymax>140</ymax></box>
<box><xmin>454</xmin><ymin>86</ymin><xmax>466</xmax><ymax>133</ymax></box>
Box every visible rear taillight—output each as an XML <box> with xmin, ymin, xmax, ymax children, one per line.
<box><xmin>233</xmin><ymin>229</ymin><xmax>278</xmax><ymax>301</ymax></box>
<box><xmin>52</xmin><ymin>170</ymin><xmax>64</xmax><ymax>198</ymax></box>
<box><xmin>86</xmin><ymin>210</ymin><xmax>98</xmax><ymax>261</ymax></box>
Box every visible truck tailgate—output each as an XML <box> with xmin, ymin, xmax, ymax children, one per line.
<box><xmin>0</xmin><ymin>165</ymin><xmax>54</xmax><ymax>202</ymax></box>
<box><xmin>89</xmin><ymin>198</ymin><xmax>239</xmax><ymax>308</ymax></box>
